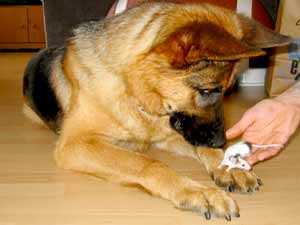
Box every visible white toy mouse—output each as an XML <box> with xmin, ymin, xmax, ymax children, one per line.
<box><xmin>218</xmin><ymin>141</ymin><xmax>284</xmax><ymax>172</ymax></box>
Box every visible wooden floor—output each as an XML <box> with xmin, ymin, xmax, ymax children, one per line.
<box><xmin>0</xmin><ymin>53</ymin><xmax>300</xmax><ymax>225</ymax></box>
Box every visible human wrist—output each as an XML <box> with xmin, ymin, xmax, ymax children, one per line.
<box><xmin>274</xmin><ymin>95</ymin><xmax>300</xmax><ymax>113</ymax></box>
<box><xmin>274</xmin><ymin>82</ymin><xmax>300</xmax><ymax>112</ymax></box>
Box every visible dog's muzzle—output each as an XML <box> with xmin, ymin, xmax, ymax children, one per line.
<box><xmin>169</xmin><ymin>112</ymin><xmax>226</xmax><ymax>148</ymax></box>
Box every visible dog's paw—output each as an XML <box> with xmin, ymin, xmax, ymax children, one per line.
<box><xmin>210</xmin><ymin>167</ymin><xmax>263</xmax><ymax>193</ymax></box>
<box><xmin>172</xmin><ymin>186</ymin><xmax>240</xmax><ymax>220</ymax></box>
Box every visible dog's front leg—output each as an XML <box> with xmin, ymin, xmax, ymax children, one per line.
<box><xmin>55</xmin><ymin>132</ymin><xmax>239</xmax><ymax>220</ymax></box>
<box><xmin>155</xmin><ymin>135</ymin><xmax>262</xmax><ymax>193</ymax></box>
<box><xmin>196</xmin><ymin>147</ymin><xmax>262</xmax><ymax>193</ymax></box>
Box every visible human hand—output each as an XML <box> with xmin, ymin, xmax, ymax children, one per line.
<box><xmin>226</xmin><ymin>98</ymin><xmax>300</xmax><ymax>165</ymax></box>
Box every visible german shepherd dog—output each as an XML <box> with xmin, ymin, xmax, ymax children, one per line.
<box><xmin>23</xmin><ymin>2</ymin><xmax>291</xmax><ymax>220</ymax></box>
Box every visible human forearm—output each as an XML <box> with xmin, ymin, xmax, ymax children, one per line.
<box><xmin>274</xmin><ymin>82</ymin><xmax>300</xmax><ymax>111</ymax></box>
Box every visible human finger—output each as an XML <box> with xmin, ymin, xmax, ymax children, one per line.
<box><xmin>226</xmin><ymin>111</ymin><xmax>256</xmax><ymax>140</ymax></box>
<box><xmin>255</xmin><ymin>148</ymin><xmax>281</xmax><ymax>161</ymax></box>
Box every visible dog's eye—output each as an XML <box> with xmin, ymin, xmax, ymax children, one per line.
<box><xmin>199</xmin><ymin>87</ymin><xmax>222</xmax><ymax>96</ymax></box>
<box><xmin>201</xmin><ymin>89</ymin><xmax>211</xmax><ymax>95</ymax></box>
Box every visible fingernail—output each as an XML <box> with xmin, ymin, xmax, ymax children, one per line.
<box><xmin>225</xmin><ymin>130</ymin><xmax>233</xmax><ymax>138</ymax></box>
<box><xmin>246</xmin><ymin>157</ymin><xmax>254</xmax><ymax>165</ymax></box>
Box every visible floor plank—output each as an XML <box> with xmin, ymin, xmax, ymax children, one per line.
<box><xmin>0</xmin><ymin>53</ymin><xmax>299</xmax><ymax>225</ymax></box>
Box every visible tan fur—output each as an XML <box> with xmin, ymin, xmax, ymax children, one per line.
<box><xmin>28</xmin><ymin>2</ymin><xmax>291</xmax><ymax>220</ymax></box>
<box><xmin>50</xmin><ymin>53</ymin><xmax>72</xmax><ymax>113</ymax></box>
<box><xmin>22</xmin><ymin>103</ymin><xmax>45</xmax><ymax>127</ymax></box>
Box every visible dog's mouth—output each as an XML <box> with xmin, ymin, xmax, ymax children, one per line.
<box><xmin>169</xmin><ymin>112</ymin><xmax>226</xmax><ymax>148</ymax></box>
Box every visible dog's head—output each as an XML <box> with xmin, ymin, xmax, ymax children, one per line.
<box><xmin>121</xmin><ymin>3</ymin><xmax>291</xmax><ymax>148</ymax></box>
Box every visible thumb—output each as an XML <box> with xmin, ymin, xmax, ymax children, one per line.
<box><xmin>226</xmin><ymin>111</ymin><xmax>255</xmax><ymax>140</ymax></box>
<box><xmin>245</xmin><ymin>154</ymin><xmax>258</xmax><ymax>166</ymax></box>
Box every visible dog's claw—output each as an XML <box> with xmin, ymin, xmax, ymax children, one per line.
<box><xmin>215</xmin><ymin>178</ymin><xmax>221</xmax><ymax>186</ymax></box>
<box><xmin>204</xmin><ymin>211</ymin><xmax>211</xmax><ymax>220</ymax></box>
<box><xmin>236</xmin><ymin>213</ymin><xmax>240</xmax><ymax>218</ymax></box>
<box><xmin>257</xmin><ymin>178</ymin><xmax>263</xmax><ymax>186</ymax></box>
<box><xmin>228</xmin><ymin>185</ymin><xmax>234</xmax><ymax>192</ymax></box>
<box><xmin>225</xmin><ymin>215</ymin><xmax>231</xmax><ymax>221</ymax></box>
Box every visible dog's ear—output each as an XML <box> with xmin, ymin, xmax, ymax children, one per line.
<box><xmin>153</xmin><ymin>21</ymin><xmax>292</xmax><ymax>68</ymax></box>
<box><xmin>239</xmin><ymin>15</ymin><xmax>292</xmax><ymax>49</ymax></box>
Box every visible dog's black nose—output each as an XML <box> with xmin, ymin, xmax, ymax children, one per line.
<box><xmin>210</xmin><ymin>135</ymin><xmax>226</xmax><ymax>148</ymax></box>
